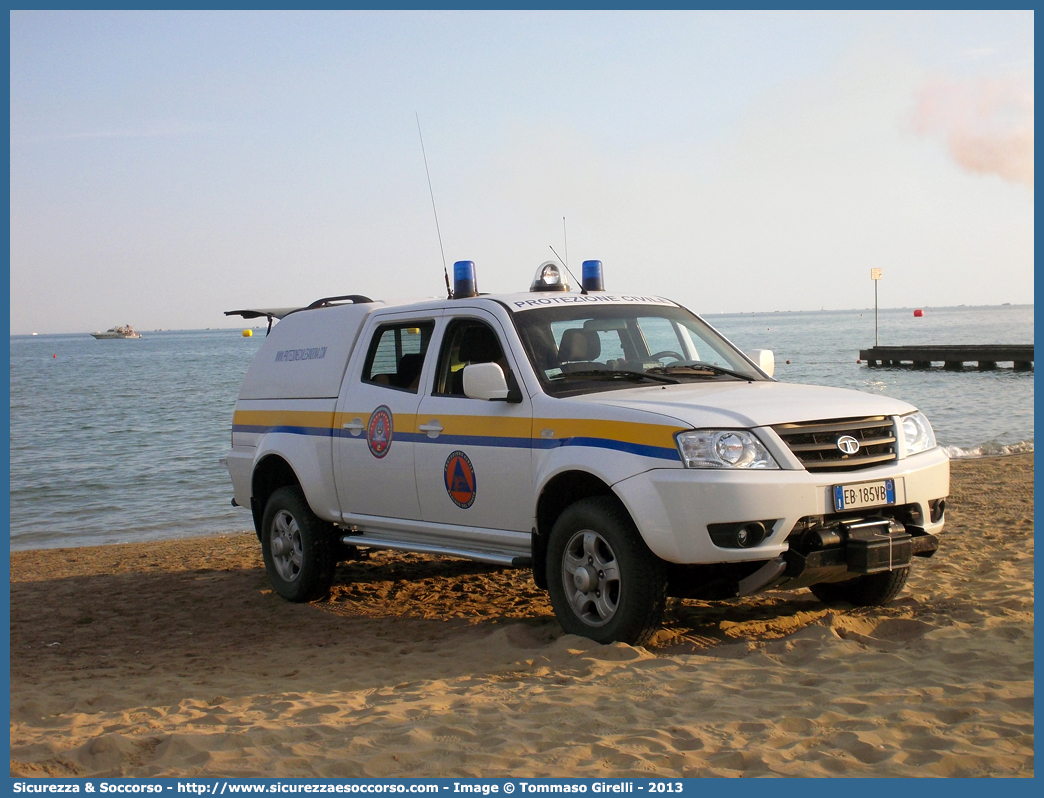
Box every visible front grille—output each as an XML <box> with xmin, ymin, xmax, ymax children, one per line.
<box><xmin>773</xmin><ymin>416</ymin><xmax>897</xmax><ymax>472</ymax></box>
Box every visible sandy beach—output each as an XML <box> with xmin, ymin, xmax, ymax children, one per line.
<box><xmin>10</xmin><ymin>453</ymin><xmax>1033</xmax><ymax>778</ymax></box>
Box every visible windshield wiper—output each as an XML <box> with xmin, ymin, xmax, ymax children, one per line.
<box><xmin>647</xmin><ymin>362</ymin><xmax>754</xmax><ymax>382</ymax></box>
<box><xmin>563</xmin><ymin>369</ymin><xmax>680</xmax><ymax>385</ymax></box>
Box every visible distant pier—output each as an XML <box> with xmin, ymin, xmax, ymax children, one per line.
<box><xmin>859</xmin><ymin>345</ymin><xmax>1034</xmax><ymax>371</ymax></box>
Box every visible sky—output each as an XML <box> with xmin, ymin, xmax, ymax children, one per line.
<box><xmin>9</xmin><ymin>10</ymin><xmax>1035</xmax><ymax>335</ymax></box>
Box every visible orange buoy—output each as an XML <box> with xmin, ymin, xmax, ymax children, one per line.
<box><xmin>914</xmin><ymin>309</ymin><xmax>924</xmax><ymax>317</ymax></box>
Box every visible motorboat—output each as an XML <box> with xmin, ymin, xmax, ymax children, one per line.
<box><xmin>91</xmin><ymin>325</ymin><xmax>142</xmax><ymax>339</ymax></box>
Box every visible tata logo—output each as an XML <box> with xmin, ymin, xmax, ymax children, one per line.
<box><xmin>837</xmin><ymin>435</ymin><xmax>861</xmax><ymax>455</ymax></box>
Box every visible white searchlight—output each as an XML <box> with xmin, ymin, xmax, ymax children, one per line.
<box><xmin>530</xmin><ymin>261</ymin><xmax>570</xmax><ymax>292</ymax></box>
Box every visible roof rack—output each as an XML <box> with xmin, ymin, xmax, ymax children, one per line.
<box><xmin>304</xmin><ymin>294</ymin><xmax>373</xmax><ymax>310</ymax></box>
<box><xmin>224</xmin><ymin>294</ymin><xmax>374</xmax><ymax>335</ymax></box>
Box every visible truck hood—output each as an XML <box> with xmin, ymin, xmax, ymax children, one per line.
<box><xmin>572</xmin><ymin>381</ymin><xmax>917</xmax><ymax>429</ymax></box>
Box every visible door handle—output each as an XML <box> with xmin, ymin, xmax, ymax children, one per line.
<box><xmin>342</xmin><ymin>418</ymin><xmax>365</xmax><ymax>436</ymax></box>
<box><xmin>418</xmin><ymin>420</ymin><xmax>443</xmax><ymax>438</ymax></box>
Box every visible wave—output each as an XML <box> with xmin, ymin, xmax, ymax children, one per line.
<box><xmin>943</xmin><ymin>440</ymin><xmax>1034</xmax><ymax>459</ymax></box>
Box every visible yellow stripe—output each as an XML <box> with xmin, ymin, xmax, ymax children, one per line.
<box><xmin>234</xmin><ymin>409</ymin><xmax>682</xmax><ymax>449</ymax></box>
<box><xmin>335</xmin><ymin>411</ymin><xmax>420</xmax><ymax>432</ymax></box>
<box><xmin>419</xmin><ymin>414</ymin><xmax>532</xmax><ymax>439</ymax></box>
<box><xmin>535</xmin><ymin>417</ymin><xmax>682</xmax><ymax>449</ymax></box>
<box><xmin>233</xmin><ymin>410</ymin><xmax>334</xmax><ymax>428</ymax></box>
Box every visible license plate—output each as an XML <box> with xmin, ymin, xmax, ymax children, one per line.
<box><xmin>834</xmin><ymin>479</ymin><xmax>895</xmax><ymax>512</ymax></box>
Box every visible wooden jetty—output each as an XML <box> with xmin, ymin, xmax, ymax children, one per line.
<box><xmin>859</xmin><ymin>345</ymin><xmax>1033</xmax><ymax>371</ymax></box>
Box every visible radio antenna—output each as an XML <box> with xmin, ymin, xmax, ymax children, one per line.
<box><xmin>549</xmin><ymin>244</ymin><xmax>585</xmax><ymax>295</ymax></box>
<box><xmin>563</xmin><ymin>216</ymin><xmax>569</xmax><ymax>268</ymax></box>
<box><xmin>416</xmin><ymin>112</ymin><xmax>452</xmax><ymax>299</ymax></box>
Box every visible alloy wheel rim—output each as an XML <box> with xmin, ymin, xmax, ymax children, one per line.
<box><xmin>270</xmin><ymin>510</ymin><xmax>304</xmax><ymax>582</ymax></box>
<box><xmin>561</xmin><ymin>529</ymin><xmax>621</xmax><ymax>627</ymax></box>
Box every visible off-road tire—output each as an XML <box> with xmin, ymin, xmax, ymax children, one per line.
<box><xmin>809</xmin><ymin>567</ymin><xmax>910</xmax><ymax>607</ymax></box>
<box><xmin>546</xmin><ymin>496</ymin><xmax>667</xmax><ymax>646</ymax></box>
<box><xmin>261</xmin><ymin>485</ymin><xmax>337</xmax><ymax>602</ymax></box>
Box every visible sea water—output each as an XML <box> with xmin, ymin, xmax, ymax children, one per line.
<box><xmin>8</xmin><ymin>305</ymin><xmax>1033</xmax><ymax>551</ymax></box>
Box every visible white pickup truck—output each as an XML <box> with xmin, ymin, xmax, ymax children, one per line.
<box><xmin>225</xmin><ymin>261</ymin><xmax>948</xmax><ymax>645</ymax></box>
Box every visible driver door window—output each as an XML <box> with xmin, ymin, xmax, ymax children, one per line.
<box><xmin>435</xmin><ymin>320</ymin><xmax>513</xmax><ymax>396</ymax></box>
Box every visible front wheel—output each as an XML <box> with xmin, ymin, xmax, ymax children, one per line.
<box><xmin>809</xmin><ymin>567</ymin><xmax>910</xmax><ymax>607</ymax></box>
<box><xmin>546</xmin><ymin>496</ymin><xmax>667</xmax><ymax>646</ymax></box>
<box><xmin>261</xmin><ymin>485</ymin><xmax>337</xmax><ymax>602</ymax></box>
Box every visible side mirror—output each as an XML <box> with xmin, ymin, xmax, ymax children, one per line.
<box><xmin>463</xmin><ymin>362</ymin><xmax>510</xmax><ymax>400</ymax></box>
<box><xmin>748</xmin><ymin>349</ymin><xmax>774</xmax><ymax>378</ymax></box>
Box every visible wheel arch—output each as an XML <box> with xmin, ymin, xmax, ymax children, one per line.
<box><xmin>533</xmin><ymin>469</ymin><xmax>617</xmax><ymax>589</ymax></box>
<box><xmin>544</xmin><ymin>492</ymin><xmax>668</xmax><ymax>645</ymax></box>
<box><xmin>250</xmin><ymin>455</ymin><xmax>303</xmax><ymax>540</ymax></box>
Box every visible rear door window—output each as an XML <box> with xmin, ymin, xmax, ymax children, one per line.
<box><xmin>362</xmin><ymin>322</ymin><xmax>435</xmax><ymax>392</ymax></box>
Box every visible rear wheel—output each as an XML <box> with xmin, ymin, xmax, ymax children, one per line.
<box><xmin>810</xmin><ymin>567</ymin><xmax>910</xmax><ymax>607</ymax></box>
<box><xmin>546</xmin><ymin>496</ymin><xmax>667</xmax><ymax>646</ymax></box>
<box><xmin>261</xmin><ymin>486</ymin><xmax>337</xmax><ymax>602</ymax></box>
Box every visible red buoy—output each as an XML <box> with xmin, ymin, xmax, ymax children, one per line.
<box><xmin>914</xmin><ymin>309</ymin><xmax>924</xmax><ymax>317</ymax></box>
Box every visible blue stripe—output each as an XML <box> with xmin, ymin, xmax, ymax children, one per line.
<box><xmin>412</xmin><ymin>433</ymin><xmax>533</xmax><ymax>449</ymax></box>
<box><xmin>545</xmin><ymin>436</ymin><xmax>680</xmax><ymax>461</ymax></box>
<box><xmin>234</xmin><ymin>425</ymin><xmax>679</xmax><ymax>462</ymax></box>
<box><xmin>233</xmin><ymin>424</ymin><xmax>332</xmax><ymax>437</ymax></box>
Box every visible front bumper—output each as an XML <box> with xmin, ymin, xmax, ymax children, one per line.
<box><xmin>612</xmin><ymin>446</ymin><xmax>949</xmax><ymax>564</ymax></box>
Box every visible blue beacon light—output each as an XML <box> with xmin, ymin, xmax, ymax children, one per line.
<box><xmin>453</xmin><ymin>260</ymin><xmax>478</xmax><ymax>298</ymax></box>
<box><xmin>581</xmin><ymin>260</ymin><xmax>604</xmax><ymax>292</ymax></box>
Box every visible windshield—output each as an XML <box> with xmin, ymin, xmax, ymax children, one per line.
<box><xmin>511</xmin><ymin>303</ymin><xmax>765</xmax><ymax>397</ymax></box>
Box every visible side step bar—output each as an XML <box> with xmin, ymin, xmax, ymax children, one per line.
<box><xmin>340</xmin><ymin>534</ymin><xmax>532</xmax><ymax>568</ymax></box>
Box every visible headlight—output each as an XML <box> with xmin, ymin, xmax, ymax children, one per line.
<box><xmin>676</xmin><ymin>430</ymin><xmax>779</xmax><ymax>469</ymax></box>
<box><xmin>902</xmin><ymin>411</ymin><xmax>937</xmax><ymax>455</ymax></box>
